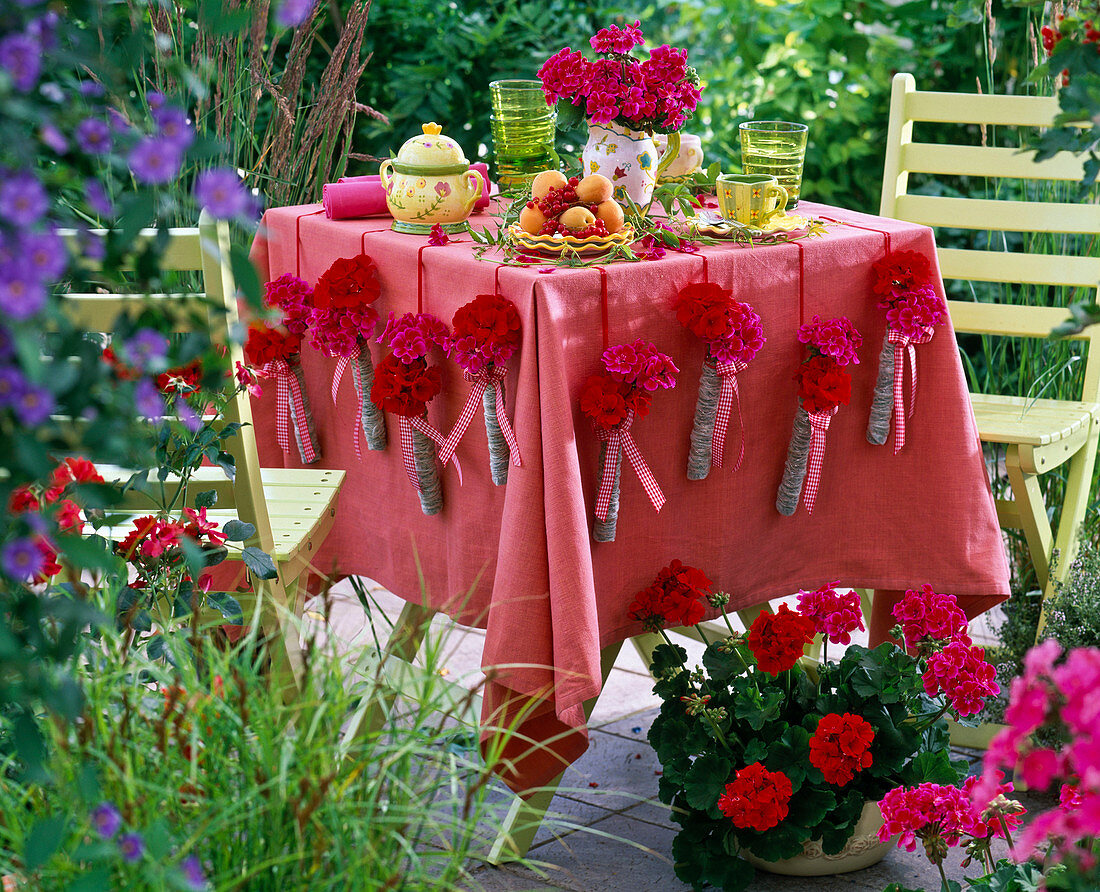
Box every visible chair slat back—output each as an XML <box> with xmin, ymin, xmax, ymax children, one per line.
<box><xmin>59</xmin><ymin>211</ymin><xmax>276</xmax><ymax>552</ymax></box>
<box><xmin>880</xmin><ymin>72</ymin><xmax>1100</xmax><ymax>404</ymax></box>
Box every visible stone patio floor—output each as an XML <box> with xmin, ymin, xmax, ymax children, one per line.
<box><xmin>311</xmin><ymin>580</ymin><xmax>1027</xmax><ymax>892</ymax></box>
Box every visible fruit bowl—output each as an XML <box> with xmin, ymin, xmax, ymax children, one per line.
<box><xmin>507</xmin><ymin>223</ymin><xmax>635</xmax><ymax>257</ymax></box>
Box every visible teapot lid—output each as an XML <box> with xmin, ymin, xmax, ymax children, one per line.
<box><xmin>392</xmin><ymin>123</ymin><xmax>470</xmax><ymax>175</ymax></box>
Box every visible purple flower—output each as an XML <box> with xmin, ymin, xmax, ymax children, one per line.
<box><xmin>117</xmin><ymin>833</ymin><xmax>145</xmax><ymax>863</ymax></box>
<box><xmin>179</xmin><ymin>855</ymin><xmax>207</xmax><ymax>890</ymax></box>
<box><xmin>0</xmin><ymin>367</ymin><xmax>26</xmax><ymax>407</ymax></box>
<box><xmin>125</xmin><ymin>329</ymin><xmax>168</xmax><ymax>369</ymax></box>
<box><xmin>129</xmin><ymin>137</ymin><xmax>182</xmax><ymax>185</ymax></box>
<box><xmin>276</xmin><ymin>0</ymin><xmax>316</xmax><ymax>27</ymax></box>
<box><xmin>0</xmin><ymin>326</ymin><xmax>13</xmax><ymax>362</ymax></box>
<box><xmin>2</xmin><ymin>538</ymin><xmax>44</xmax><ymax>582</ymax></box>
<box><xmin>79</xmin><ymin>81</ymin><xmax>105</xmax><ymax>97</ymax></box>
<box><xmin>91</xmin><ymin>802</ymin><xmax>122</xmax><ymax>839</ymax></box>
<box><xmin>76</xmin><ymin>118</ymin><xmax>112</xmax><ymax>155</ymax></box>
<box><xmin>39</xmin><ymin>123</ymin><xmax>68</xmax><ymax>154</ymax></box>
<box><xmin>152</xmin><ymin>106</ymin><xmax>194</xmax><ymax>151</ymax></box>
<box><xmin>15</xmin><ymin>383</ymin><xmax>54</xmax><ymax>426</ymax></box>
<box><xmin>108</xmin><ymin>108</ymin><xmax>131</xmax><ymax>134</ymax></box>
<box><xmin>0</xmin><ymin>34</ymin><xmax>41</xmax><ymax>92</ymax></box>
<box><xmin>194</xmin><ymin>168</ymin><xmax>250</xmax><ymax>219</ymax></box>
<box><xmin>21</xmin><ymin>229</ymin><xmax>67</xmax><ymax>282</ymax></box>
<box><xmin>84</xmin><ymin>180</ymin><xmax>113</xmax><ymax>218</ymax></box>
<box><xmin>134</xmin><ymin>379</ymin><xmax>164</xmax><ymax>419</ymax></box>
<box><xmin>27</xmin><ymin>12</ymin><xmax>59</xmax><ymax>51</ymax></box>
<box><xmin>0</xmin><ymin>262</ymin><xmax>48</xmax><ymax>320</ymax></box>
<box><xmin>145</xmin><ymin>90</ymin><xmax>166</xmax><ymax>110</ymax></box>
<box><xmin>176</xmin><ymin>398</ymin><xmax>201</xmax><ymax>432</ymax></box>
<box><xmin>76</xmin><ymin>228</ymin><xmax>106</xmax><ymax>262</ymax></box>
<box><xmin>0</xmin><ymin>172</ymin><xmax>48</xmax><ymax>226</ymax></box>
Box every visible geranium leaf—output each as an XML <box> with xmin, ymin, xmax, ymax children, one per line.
<box><xmin>787</xmin><ymin>785</ymin><xmax>836</xmax><ymax>831</ymax></box>
<box><xmin>684</xmin><ymin>752</ymin><xmax>731</xmax><ymax>810</ymax></box>
<box><xmin>903</xmin><ymin>749</ymin><xmax>966</xmax><ymax>785</ymax></box>
<box><xmin>702</xmin><ymin>643</ymin><xmax>744</xmax><ymax>682</ymax></box>
<box><xmin>649</xmin><ymin>642</ymin><xmax>688</xmax><ymax>678</ymax></box>
<box><xmin>765</xmin><ymin>725</ymin><xmax>810</xmax><ymax>789</ymax></box>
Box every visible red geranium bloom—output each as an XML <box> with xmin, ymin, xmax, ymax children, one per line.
<box><xmin>870</xmin><ymin>249</ymin><xmax>932</xmax><ymax>301</ymax></box>
<box><xmin>62</xmin><ymin>456</ymin><xmax>103</xmax><ymax>484</ymax></box>
<box><xmin>55</xmin><ymin>499</ymin><xmax>84</xmax><ymax>534</ymax></box>
<box><xmin>102</xmin><ymin>345</ymin><xmax>139</xmax><ymax>381</ymax></box>
<box><xmin>450</xmin><ymin>294</ymin><xmax>522</xmax><ymax>357</ymax></box>
<box><xmin>8</xmin><ymin>485</ymin><xmax>39</xmax><ymax>513</ymax></box>
<box><xmin>628</xmin><ymin>560</ymin><xmax>713</xmax><ymax>631</ymax></box>
<box><xmin>809</xmin><ymin>713</ymin><xmax>875</xmax><ymax>786</ymax></box>
<box><xmin>312</xmin><ymin>254</ymin><xmax>381</xmax><ymax>311</ymax></box>
<box><xmin>579</xmin><ymin>372</ymin><xmax>630</xmax><ymax>429</ymax></box>
<box><xmin>717</xmin><ymin>763</ymin><xmax>793</xmax><ymax>832</ymax></box>
<box><xmin>116</xmin><ymin>515</ymin><xmax>160</xmax><ymax>559</ymax></box>
<box><xmin>33</xmin><ymin>540</ymin><xmax>62</xmax><ymax>583</ymax></box>
<box><xmin>370</xmin><ymin>353</ymin><xmax>443</xmax><ymax>417</ymax></box>
<box><xmin>244</xmin><ymin>323</ymin><xmax>302</xmax><ymax>366</ymax></box>
<box><xmin>748</xmin><ymin>603</ymin><xmax>816</xmax><ymax>675</ymax></box>
<box><xmin>795</xmin><ymin>354</ymin><xmax>852</xmax><ymax>414</ymax></box>
<box><xmin>673</xmin><ymin>282</ymin><xmax>735</xmax><ymax>341</ymax></box>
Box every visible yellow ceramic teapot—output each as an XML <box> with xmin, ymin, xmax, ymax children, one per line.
<box><xmin>380</xmin><ymin>123</ymin><xmax>485</xmax><ymax>234</ymax></box>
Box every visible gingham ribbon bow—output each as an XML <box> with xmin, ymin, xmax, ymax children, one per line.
<box><xmin>257</xmin><ymin>357</ymin><xmax>317</xmax><ymax>464</ymax></box>
<box><xmin>803</xmin><ymin>406</ymin><xmax>837</xmax><ymax>515</ymax></box>
<box><xmin>398</xmin><ymin>415</ymin><xmax>459</xmax><ymax>491</ymax></box>
<box><xmin>438</xmin><ymin>367</ymin><xmax>522</xmax><ymax>469</ymax></box>
<box><xmin>594</xmin><ymin>410</ymin><xmax>664</xmax><ymax>521</ymax></box>
<box><xmin>887</xmin><ymin>325</ymin><xmax>935</xmax><ymax>454</ymax></box>
<box><xmin>712</xmin><ymin>358</ymin><xmax>748</xmax><ymax>471</ymax></box>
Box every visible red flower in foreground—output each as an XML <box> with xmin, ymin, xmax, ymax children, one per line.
<box><xmin>156</xmin><ymin>359</ymin><xmax>203</xmax><ymax>395</ymax></box>
<box><xmin>747</xmin><ymin>603</ymin><xmax>816</xmax><ymax>675</ymax></box>
<box><xmin>369</xmin><ymin>353</ymin><xmax>442</xmax><ymax>417</ymax></box>
<box><xmin>795</xmin><ymin>354</ymin><xmax>851</xmax><ymax>414</ymax></box>
<box><xmin>718</xmin><ymin>763</ymin><xmax>793</xmax><ymax>832</ymax></box>
<box><xmin>673</xmin><ymin>281</ymin><xmax>735</xmax><ymax>342</ymax></box>
<box><xmin>450</xmin><ymin>293</ymin><xmax>522</xmax><ymax>364</ymax></box>
<box><xmin>628</xmin><ymin>559</ymin><xmax>713</xmax><ymax>632</ymax></box>
<box><xmin>870</xmin><ymin>249</ymin><xmax>932</xmax><ymax>301</ymax></box>
<box><xmin>312</xmin><ymin>253</ymin><xmax>381</xmax><ymax>311</ymax></box>
<box><xmin>809</xmin><ymin>713</ymin><xmax>875</xmax><ymax>786</ymax></box>
<box><xmin>244</xmin><ymin>323</ymin><xmax>302</xmax><ymax>366</ymax></box>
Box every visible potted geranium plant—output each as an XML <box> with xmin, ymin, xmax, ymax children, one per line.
<box><xmin>636</xmin><ymin>570</ymin><xmax>1001</xmax><ymax>891</ymax></box>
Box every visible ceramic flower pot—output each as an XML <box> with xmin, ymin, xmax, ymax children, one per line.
<box><xmin>380</xmin><ymin>122</ymin><xmax>484</xmax><ymax>234</ymax></box>
<box><xmin>581</xmin><ymin>120</ymin><xmax>663</xmax><ymax>207</ymax></box>
<box><xmin>740</xmin><ymin>801</ymin><xmax>893</xmax><ymax>876</ymax></box>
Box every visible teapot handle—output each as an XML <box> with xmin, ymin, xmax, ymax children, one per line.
<box><xmin>379</xmin><ymin>159</ymin><xmax>394</xmax><ymax>191</ymax></box>
<box><xmin>464</xmin><ymin>169</ymin><xmax>485</xmax><ymax>205</ymax></box>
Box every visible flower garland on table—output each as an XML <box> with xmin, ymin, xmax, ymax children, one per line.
<box><xmin>776</xmin><ymin>315</ymin><xmax>862</xmax><ymax>516</ymax></box>
<box><xmin>370</xmin><ymin>313</ymin><xmax>453</xmax><ymax>516</ymax></box>
<box><xmin>580</xmin><ymin>339</ymin><xmax>677</xmax><ymax>542</ymax></box>
<box><xmin>865</xmin><ymin>249</ymin><xmax>946</xmax><ymax>453</ymax></box>
<box><xmin>308</xmin><ymin>253</ymin><xmax>386</xmax><ymax>453</ymax></box>
<box><xmin>672</xmin><ymin>282</ymin><xmax>765</xmax><ymax>480</ymax></box>
<box><xmin>438</xmin><ymin>293</ymin><xmax>523</xmax><ymax>486</ymax></box>
<box><xmin>245</xmin><ymin>273</ymin><xmax>320</xmax><ymax>464</ymax></box>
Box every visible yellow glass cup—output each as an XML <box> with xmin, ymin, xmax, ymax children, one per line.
<box><xmin>716</xmin><ymin>173</ymin><xmax>789</xmax><ymax>227</ymax></box>
<box><xmin>739</xmin><ymin>120</ymin><xmax>809</xmax><ymax>207</ymax></box>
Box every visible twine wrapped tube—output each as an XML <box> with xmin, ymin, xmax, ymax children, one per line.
<box><xmin>412</xmin><ymin>426</ymin><xmax>443</xmax><ymax>516</ymax></box>
<box><xmin>776</xmin><ymin>406</ymin><xmax>812</xmax><ymax>516</ymax></box>
<box><xmin>866</xmin><ymin>334</ymin><xmax>895</xmax><ymax>446</ymax></box>
<box><xmin>592</xmin><ymin>440</ymin><xmax>622</xmax><ymax>542</ymax></box>
<box><xmin>355</xmin><ymin>351</ymin><xmax>388</xmax><ymax>451</ymax></box>
<box><xmin>483</xmin><ymin>380</ymin><xmax>509</xmax><ymax>486</ymax></box>
<box><xmin>687</xmin><ymin>359</ymin><xmax>720</xmax><ymax>481</ymax></box>
<box><xmin>288</xmin><ymin>359</ymin><xmax>319</xmax><ymax>463</ymax></box>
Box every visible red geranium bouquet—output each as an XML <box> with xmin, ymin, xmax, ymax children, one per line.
<box><xmin>673</xmin><ymin>281</ymin><xmax>766</xmax><ymax>479</ymax></box>
<box><xmin>370</xmin><ymin>312</ymin><xmax>452</xmax><ymax>516</ymax></box>
<box><xmin>308</xmin><ymin>254</ymin><xmax>386</xmax><ymax>452</ymax></box>
<box><xmin>776</xmin><ymin>314</ymin><xmax>862</xmax><ymax>516</ymax></box>
<box><xmin>580</xmin><ymin>339</ymin><xmax>677</xmax><ymax>542</ymax></box>
<box><xmin>865</xmin><ymin>249</ymin><xmax>946</xmax><ymax>453</ymax></box>
<box><xmin>438</xmin><ymin>294</ymin><xmax>523</xmax><ymax>486</ymax></box>
<box><xmin>642</xmin><ymin>575</ymin><xmax>1001</xmax><ymax>892</ymax></box>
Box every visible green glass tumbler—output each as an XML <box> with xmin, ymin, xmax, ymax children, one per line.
<box><xmin>738</xmin><ymin>121</ymin><xmax>809</xmax><ymax>208</ymax></box>
<box><xmin>489</xmin><ymin>79</ymin><xmax>558</xmax><ymax>192</ymax></box>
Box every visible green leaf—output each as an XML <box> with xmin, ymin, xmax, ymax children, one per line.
<box><xmin>766</xmin><ymin>725</ymin><xmax>810</xmax><ymax>789</ymax></box>
<box><xmin>222</xmin><ymin>519</ymin><xmax>256</xmax><ymax>542</ymax></box>
<box><xmin>55</xmin><ymin>534</ymin><xmax>117</xmax><ymax>572</ymax></box>
<box><xmin>242</xmin><ymin>546</ymin><xmax>278</xmax><ymax>580</ymax></box>
<box><xmin>66</xmin><ymin>869</ymin><xmax>113</xmax><ymax>892</ymax></box>
<box><xmin>702</xmin><ymin>642</ymin><xmax>745</xmax><ymax>682</ymax></box>
<box><xmin>649</xmin><ymin>642</ymin><xmax>688</xmax><ymax>678</ymax></box>
<box><xmin>206</xmin><ymin>591</ymin><xmax>243</xmax><ymax>624</ymax></box>
<box><xmin>683</xmin><ymin>752</ymin><xmax>732</xmax><ymax>810</ymax></box>
<box><xmin>786</xmin><ymin>785</ymin><xmax>836</xmax><ymax>831</ymax></box>
<box><xmin>24</xmin><ymin>815</ymin><xmax>67</xmax><ymax>870</ymax></box>
<box><xmin>144</xmin><ymin>819</ymin><xmax>172</xmax><ymax>860</ymax></box>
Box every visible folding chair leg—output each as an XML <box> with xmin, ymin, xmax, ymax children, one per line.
<box><xmin>1005</xmin><ymin>446</ymin><xmax>1054</xmax><ymax>597</ymax></box>
<box><xmin>488</xmin><ymin>640</ymin><xmax>624</xmax><ymax>864</ymax></box>
<box><xmin>631</xmin><ymin>632</ymin><xmax>662</xmax><ymax>671</ymax></box>
<box><xmin>254</xmin><ymin>575</ymin><xmax>306</xmax><ymax>703</ymax></box>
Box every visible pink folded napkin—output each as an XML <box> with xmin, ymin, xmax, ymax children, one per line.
<box><xmin>323</xmin><ymin>163</ymin><xmax>493</xmax><ymax>219</ymax></box>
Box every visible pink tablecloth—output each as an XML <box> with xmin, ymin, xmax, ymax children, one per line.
<box><xmin>250</xmin><ymin>200</ymin><xmax>1009</xmax><ymax>791</ymax></box>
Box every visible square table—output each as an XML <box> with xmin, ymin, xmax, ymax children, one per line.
<box><xmin>249</xmin><ymin>199</ymin><xmax>1009</xmax><ymax>792</ymax></box>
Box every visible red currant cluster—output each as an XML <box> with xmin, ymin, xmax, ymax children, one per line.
<box><xmin>1041</xmin><ymin>22</ymin><xmax>1065</xmax><ymax>55</ymax></box>
<box><xmin>538</xmin><ymin>218</ymin><xmax>609</xmax><ymax>238</ymax></box>
<box><xmin>527</xmin><ymin>177</ymin><xmax>581</xmax><ymax>217</ymax></box>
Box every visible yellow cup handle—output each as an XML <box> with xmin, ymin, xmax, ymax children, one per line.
<box><xmin>464</xmin><ymin>169</ymin><xmax>485</xmax><ymax>207</ymax></box>
<box><xmin>654</xmin><ymin>131</ymin><xmax>680</xmax><ymax>181</ymax></box>
<box><xmin>379</xmin><ymin>159</ymin><xmax>394</xmax><ymax>191</ymax></box>
<box><xmin>760</xmin><ymin>182</ymin><xmax>789</xmax><ymax>224</ymax></box>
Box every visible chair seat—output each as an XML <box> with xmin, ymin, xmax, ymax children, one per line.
<box><xmin>970</xmin><ymin>393</ymin><xmax>1100</xmax><ymax>446</ymax></box>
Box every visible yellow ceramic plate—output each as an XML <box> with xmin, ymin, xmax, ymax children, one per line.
<box><xmin>507</xmin><ymin>223</ymin><xmax>635</xmax><ymax>256</ymax></box>
<box><xmin>683</xmin><ymin>211</ymin><xmax>810</xmax><ymax>239</ymax></box>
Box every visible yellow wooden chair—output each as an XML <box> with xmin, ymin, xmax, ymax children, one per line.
<box><xmin>880</xmin><ymin>72</ymin><xmax>1100</xmax><ymax>636</ymax></box>
<box><xmin>59</xmin><ymin>211</ymin><xmax>345</xmax><ymax>691</ymax></box>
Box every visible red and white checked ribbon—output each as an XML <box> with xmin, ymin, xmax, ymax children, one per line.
<box><xmin>593</xmin><ymin>411</ymin><xmax>664</xmax><ymax>521</ymax></box>
<box><xmin>887</xmin><ymin>325</ymin><xmax>935</xmax><ymax>454</ymax></box>
<box><xmin>437</xmin><ymin>367</ymin><xmax>522</xmax><ymax>470</ymax></box>
<box><xmin>398</xmin><ymin>414</ymin><xmax>455</xmax><ymax>491</ymax></box>
<box><xmin>257</xmin><ymin>357</ymin><xmax>317</xmax><ymax>464</ymax></box>
<box><xmin>712</xmin><ymin>358</ymin><xmax>748</xmax><ymax>471</ymax></box>
<box><xmin>803</xmin><ymin>407</ymin><xmax>837</xmax><ymax>515</ymax></box>
<box><xmin>332</xmin><ymin>346</ymin><xmax>364</xmax><ymax>460</ymax></box>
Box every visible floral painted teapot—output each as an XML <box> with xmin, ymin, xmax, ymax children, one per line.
<box><xmin>380</xmin><ymin>123</ymin><xmax>485</xmax><ymax>234</ymax></box>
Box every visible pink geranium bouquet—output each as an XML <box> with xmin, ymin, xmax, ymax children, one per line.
<box><xmin>538</xmin><ymin>21</ymin><xmax>701</xmax><ymax>133</ymax></box>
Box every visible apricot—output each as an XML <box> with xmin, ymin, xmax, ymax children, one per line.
<box><xmin>595</xmin><ymin>199</ymin><xmax>625</xmax><ymax>234</ymax></box>
<box><xmin>575</xmin><ymin>174</ymin><xmax>614</xmax><ymax>204</ymax></box>
<box><xmin>519</xmin><ymin>204</ymin><xmax>548</xmax><ymax>236</ymax></box>
<box><xmin>531</xmin><ymin>170</ymin><xmax>568</xmax><ymax>200</ymax></box>
<box><xmin>558</xmin><ymin>206</ymin><xmax>596</xmax><ymax>232</ymax></box>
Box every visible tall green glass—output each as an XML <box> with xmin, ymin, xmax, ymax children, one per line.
<box><xmin>739</xmin><ymin>121</ymin><xmax>809</xmax><ymax>208</ymax></box>
<box><xmin>489</xmin><ymin>79</ymin><xmax>558</xmax><ymax>192</ymax></box>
